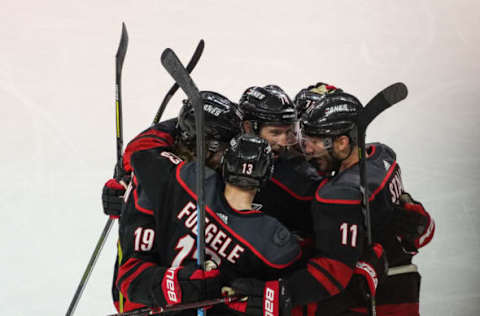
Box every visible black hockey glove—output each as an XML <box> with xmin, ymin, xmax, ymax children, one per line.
<box><xmin>223</xmin><ymin>278</ymin><xmax>292</xmax><ymax>316</ymax></box>
<box><xmin>152</xmin><ymin>262</ymin><xmax>222</xmax><ymax>307</ymax></box>
<box><xmin>392</xmin><ymin>193</ymin><xmax>435</xmax><ymax>251</ymax></box>
<box><xmin>347</xmin><ymin>243</ymin><xmax>388</xmax><ymax>305</ymax></box>
<box><xmin>102</xmin><ymin>164</ymin><xmax>130</xmax><ymax>217</ymax></box>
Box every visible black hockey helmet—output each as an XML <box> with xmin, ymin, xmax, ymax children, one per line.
<box><xmin>178</xmin><ymin>91</ymin><xmax>244</xmax><ymax>152</ymax></box>
<box><xmin>222</xmin><ymin>134</ymin><xmax>274</xmax><ymax>189</ymax></box>
<box><xmin>300</xmin><ymin>91</ymin><xmax>362</xmax><ymax>144</ymax></box>
<box><xmin>294</xmin><ymin>82</ymin><xmax>343</xmax><ymax>117</ymax></box>
<box><xmin>239</xmin><ymin>85</ymin><xmax>297</xmax><ymax>133</ymax></box>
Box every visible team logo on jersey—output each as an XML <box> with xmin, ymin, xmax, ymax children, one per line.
<box><xmin>216</xmin><ymin>212</ymin><xmax>228</xmax><ymax>224</ymax></box>
<box><xmin>251</xmin><ymin>203</ymin><xmax>263</xmax><ymax>211</ymax></box>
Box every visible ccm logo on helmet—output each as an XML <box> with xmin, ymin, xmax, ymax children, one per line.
<box><xmin>204</xmin><ymin>103</ymin><xmax>224</xmax><ymax>117</ymax></box>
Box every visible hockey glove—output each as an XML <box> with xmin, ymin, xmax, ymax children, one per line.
<box><xmin>153</xmin><ymin>262</ymin><xmax>222</xmax><ymax>307</ymax></box>
<box><xmin>102</xmin><ymin>164</ymin><xmax>130</xmax><ymax>217</ymax></box>
<box><xmin>392</xmin><ymin>193</ymin><xmax>435</xmax><ymax>251</ymax></box>
<box><xmin>223</xmin><ymin>278</ymin><xmax>292</xmax><ymax>316</ymax></box>
<box><xmin>348</xmin><ymin>243</ymin><xmax>388</xmax><ymax>304</ymax></box>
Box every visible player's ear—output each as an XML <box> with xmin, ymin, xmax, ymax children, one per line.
<box><xmin>335</xmin><ymin>135</ymin><xmax>350</xmax><ymax>152</ymax></box>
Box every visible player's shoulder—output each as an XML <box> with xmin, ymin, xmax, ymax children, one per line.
<box><xmin>315</xmin><ymin>142</ymin><xmax>398</xmax><ymax>204</ymax></box>
<box><xmin>177</xmin><ymin>161</ymin><xmax>218</xmax><ymax>194</ymax></box>
<box><xmin>151</xmin><ymin>118</ymin><xmax>179</xmax><ymax>135</ymax></box>
<box><xmin>131</xmin><ymin>148</ymin><xmax>183</xmax><ymax>182</ymax></box>
<box><xmin>220</xmin><ymin>208</ymin><xmax>302</xmax><ymax>268</ymax></box>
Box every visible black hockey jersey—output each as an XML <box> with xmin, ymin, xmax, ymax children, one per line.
<box><xmin>115</xmin><ymin>148</ymin><xmax>301</xmax><ymax>313</ymax></box>
<box><xmin>285</xmin><ymin>143</ymin><xmax>419</xmax><ymax>315</ymax></box>
<box><xmin>254</xmin><ymin>150</ymin><xmax>323</xmax><ymax>239</ymax></box>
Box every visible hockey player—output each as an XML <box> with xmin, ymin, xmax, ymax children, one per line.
<box><xmin>103</xmin><ymin>91</ymin><xmax>245</xmax><ymax>312</ymax></box>
<box><xmin>102</xmin><ymin>91</ymin><xmax>244</xmax><ymax>219</ymax></box>
<box><xmin>116</xmin><ymin>132</ymin><xmax>301</xmax><ymax>314</ymax></box>
<box><xmin>238</xmin><ymin>85</ymin><xmax>322</xmax><ymax>241</ymax></box>
<box><xmin>295</xmin><ymin>91</ymin><xmax>435</xmax><ymax>315</ymax></box>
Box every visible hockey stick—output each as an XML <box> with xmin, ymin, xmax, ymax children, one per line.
<box><xmin>65</xmin><ymin>23</ymin><xmax>129</xmax><ymax>316</ymax></box>
<box><xmin>160</xmin><ymin>48</ymin><xmax>207</xmax><ymax>316</ymax></box>
<box><xmin>152</xmin><ymin>39</ymin><xmax>205</xmax><ymax>125</ymax></box>
<box><xmin>106</xmin><ymin>296</ymin><xmax>240</xmax><ymax>316</ymax></box>
<box><xmin>357</xmin><ymin>82</ymin><xmax>408</xmax><ymax>316</ymax></box>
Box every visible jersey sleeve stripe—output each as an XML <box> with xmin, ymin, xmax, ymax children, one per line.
<box><xmin>135</xmin><ymin>129</ymin><xmax>175</xmax><ymax>145</ymax></box>
<box><xmin>123</xmin><ymin>139</ymin><xmax>170</xmax><ymax>172</ymax></box>
<box><xmin>307</xmin><ymin>263</ymin><xmax>342</xmax><ymax>296</ymax></box>
<box><xmin>117</xmin><ymin>258</ymin><xmax>155</xmax><ymax>297</ymax></box>
<box><xmin>270</xmin><ymin>177</ymin><xmax>314</xmax><ymax>201</ymax></box>
<box><xmin>308</xmin><ymin>257</ymin><xmax>353</xmax><ymax>293</ymax></box>
<box><xmin>116</xmin><ymin>257</ymin><xmax>144</xmax><ymax>286</ymax></box>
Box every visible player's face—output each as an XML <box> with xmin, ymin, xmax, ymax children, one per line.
<box><xmin>301</xmin><ymin>135</ymin><xmax>335</xmax><ymax>172</ymax></box>
<box><xmin>259</xmin><ymin>124</ymin><xmax>298</xmax><ymax>153</ymax></box>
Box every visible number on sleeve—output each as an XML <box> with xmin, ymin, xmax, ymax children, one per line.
<box><xmin>134</xmin><ymin>227</ymin><xmax>155</xmax><ymax>251</ymax></box>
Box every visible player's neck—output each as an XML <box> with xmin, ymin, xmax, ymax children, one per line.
<box><xmin>339</xmin><ymin>146</ymin><xmax>359</xmax><ymax>172</ymax></box>
<box><xmin>224</xmin><ymin>183</ymin><xmax>256</xmax><ymax>211</ymax></box>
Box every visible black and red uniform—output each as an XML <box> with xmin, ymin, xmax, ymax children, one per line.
<box><xmin>111</xmin><ymin>119</ymin><xmax>178</xmax><ymax>311</ymax></box>
<box><xmin>114</xmin><ymin>146</ymin><xmax>301</xmax><ymax>313</ymax></box>
<box><xmin>285</xmin><ymin>143</ymin><xmax>435</xmax><ymax>316</ymax></box>
<box><xmin>254</xmin><ymin>150</ymin><xmax>323</xmax><ymax>241</ymax></box>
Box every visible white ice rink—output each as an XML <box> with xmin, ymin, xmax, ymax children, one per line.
<box><xmin>1</xmin><ymin>0</ymin><xmax>479</xmax><ymax>315</ymax></box>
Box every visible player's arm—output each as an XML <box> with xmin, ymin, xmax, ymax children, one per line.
<box><xmin>286</xmin><ymin>201</ymin><xmax>367</xmax><ymax>305</ymax></box>
<box><xmin>225</xmin><ymin>202</ymin><xmax>387</xmax><ymax>316</ymax></box>
<box><xmin>102</xmin><ymin>119</ymin><xmax>177</xmax><ymax>217</ymax></box>
<box><xmin>122</xmin><ymin>119</ymin><xmax>177</xmax><ymax>172</ymax></box>
<box><xmin>116</xmin><ymin>149</ymin><xmax>221</xmax><ymax>309</ymax></box>
<box><xmin>116</xmin><ymin>204</ymin><xmax>221</xmax><ymax>308</ymax></box>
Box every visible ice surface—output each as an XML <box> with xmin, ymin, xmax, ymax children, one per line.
<box><xmin>1</xmin><ymin>0</ymin><xmax>479</xmax><ymax>315</ymax></box>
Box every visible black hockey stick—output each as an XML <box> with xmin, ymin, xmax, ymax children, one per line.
<box><xmin>106</xmin><ymin>296</ymin><xmax>240</xmax><ymax>316</ymax></box>
<box><xmin>160</xmin><ymin>48</ymin><xmax>207</xmax><ymax>316</ymax></box>
<box><xmin>152</xmin><ymin>39</ymin><xmax>205</xmax><ymax>125</ymax></box>
<box><xmin>357</xmin><ymin>82</ymin><xmax>408</xmax><ymax>316</ymax></box>
<box><xmin>65</xmin><ymin>23</ymin><xmax>128</xmax><ymax>316</ymax></box>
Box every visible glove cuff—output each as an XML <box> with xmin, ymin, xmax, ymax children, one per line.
<box><xmin>161</xmin><ymin>267</ymin><xmax>183</xmax><ymax>305</ymax></box>
<box><xmin>354</xmin><ymin>262</ymin><xmax>378</xmax><ymax>296</ymax></box>
<box><xmin>264</xmin><ymin>281</ymin><xmax>280</xmax><ymax>316</ymax></box>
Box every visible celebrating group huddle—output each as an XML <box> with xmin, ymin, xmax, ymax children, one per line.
<box><xmin>102</xmin><ymin>83</ymin><xmax>435</xmax><ymax>316</ymax></box>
